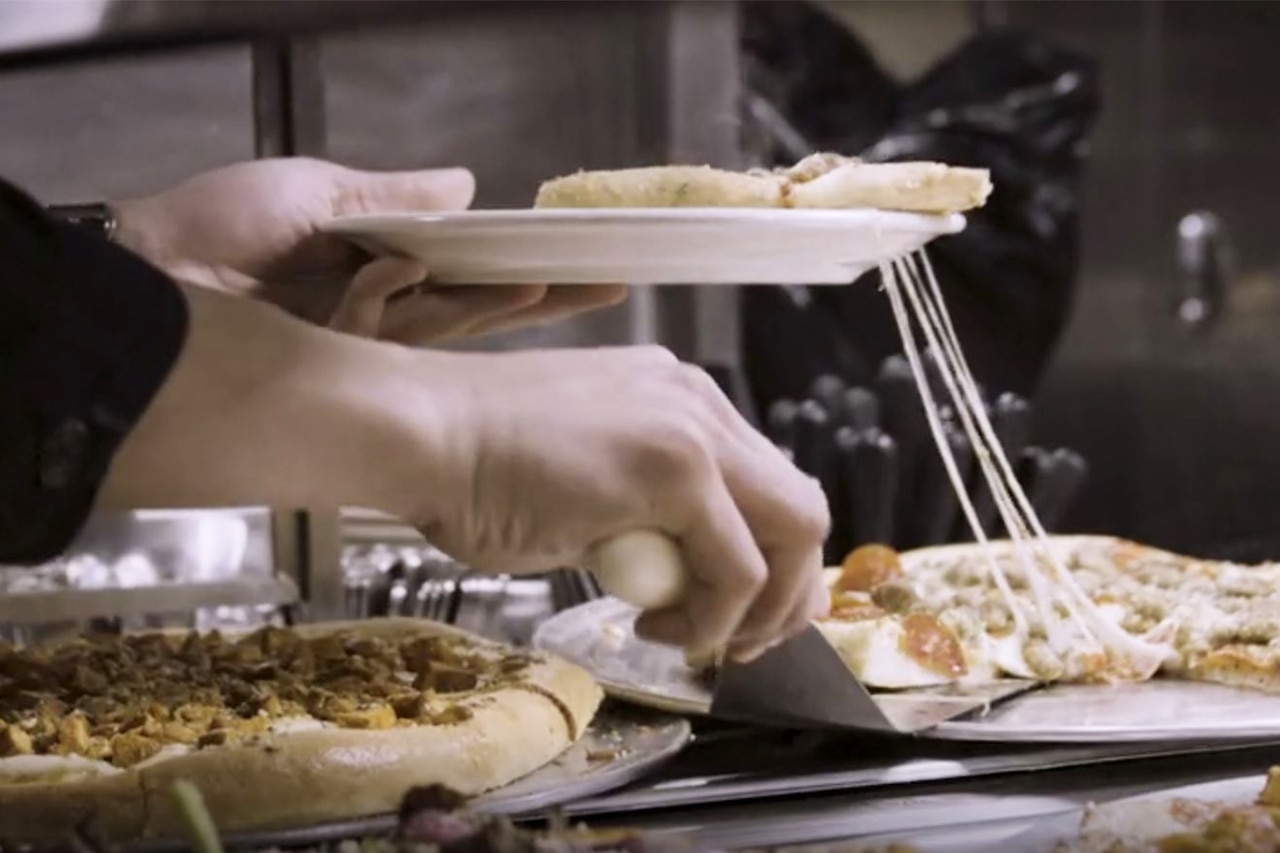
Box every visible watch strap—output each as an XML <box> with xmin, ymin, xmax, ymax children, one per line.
<box><xmin>46</xmin><ymin>202</ymin><xmax>118</xmax><ymax>242</ymax></box>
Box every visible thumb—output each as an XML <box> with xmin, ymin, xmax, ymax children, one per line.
<box><xmin>338</xmin><ymin>167</ymin><xmax>476</xmax><ymax>214</ymax></box>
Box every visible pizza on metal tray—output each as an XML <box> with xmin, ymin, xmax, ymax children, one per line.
<box><xmin>815</xmin><ymin>537</ymin><xmax>1280</xmax><ymax>694</ymax></box>
<box><xmin>0</xmin><ymin>617</ymin><xmax>602</xmax><ymax>843</ymax></box>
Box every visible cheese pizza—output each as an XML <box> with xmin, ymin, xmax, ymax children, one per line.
<box><xmin>814</xmin><ymin>538</ymin><xmax>1280</xmax><ymax>695</ymax></box>
<box><xmin>534</xmin><ymin>152</ymin><xmax>992</xmax><ymax>215</ymax></box>
<box><xmin>0</xmin><ymin>618</ymin><xmax>602</xmax><ymax>842</ymax></box>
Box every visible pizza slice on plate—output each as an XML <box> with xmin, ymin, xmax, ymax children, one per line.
<box><xmin>0</xmin><ymin>618</ymin><xmax>602</xmax><ymax>842</ymax></box>
<box><xmin>534</xmin><ymin>152</ymin><xmax>992</xmax><ymax>215</ymax></box>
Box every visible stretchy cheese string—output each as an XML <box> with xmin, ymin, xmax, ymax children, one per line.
<box><xmin>908</xmin><ymin>252</ymin><xmax>1170</xmax><ymax>677</ymax></box>
<box><xmin>894</xmin><ymin>255</ymin><xmax>1081</xmax><ymax>656</ymax></box>
<box><xmin>879</xmin><ymin>252</ymin><xmax>1170</xmax><ymax>680</ymax></box>
<box><xmin>878</xmin><ymin>260</ymin><xmax>1029</xmax><ymax>637</ymax></box>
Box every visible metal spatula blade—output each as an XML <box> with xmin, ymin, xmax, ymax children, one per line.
<box><xmin>710</xmin><ymin>625</ymin><xmax>899</xmax><ymax>731</ymax></box>
<box><xmin>711</xmin><ymin>627</ymin><xmax>1035</xmax><ymax>732</ymax></box>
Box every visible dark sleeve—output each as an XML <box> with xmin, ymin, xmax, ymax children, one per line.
<box><xmin>0</xmin><ymin>179</ymin><xmax>189</xmax><ymax>565</ymax></box>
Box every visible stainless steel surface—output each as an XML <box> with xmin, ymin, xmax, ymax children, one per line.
<box><xmin>116</xmin><ymin>704</ymin><xmax>692</xmax><ymax>853</ymax></box>
<box><xmin>0</xmin><ymin>508</ymin><xmax>298</xmax><ymax>627</ymax></box>
<box><xmin>251</xmin><ymin>38</ymin><xmax>325</xmax><ymax>159</ymax></box>
<box><xmin>0</xmin><ymin>44</ymin><xmax>253</xmax><ymax>200</ymax></box>
<box><xmin>339</xmin><ymin>543</ymin><xmax>554</xmax><ymax>646</ymax></box>
<box><xmin>933</xmin><ymin>680</ymin><xmax>1280</xmax><ymax>743</ymax></box>
<box><xmin>568</xmin><ymin>728</ymin><xmax>1280</xmax><ymax>818</ymax></box>
<box><xmin>711</xmin><ymin>626</ymin><xmax>896</xmax><ymax>731</ymax></box>
<box><xmin>0</xmin><ymin>575</ymin><xmax>297</xmax><ymax>625</ymax></box>
<box><xmin>547</xmin><ymin>567</ymin><xmax>603</xmax><ymax>613</ymax></box>
<box><xmin>579</xmin><ymin>744</ymin><xmax>1280</xmax><ymax>850</ymax></box>
<box><xmin>0</xmin><ymin>1</ymin><xmax>568</xmax><ymax>66</ymax></box>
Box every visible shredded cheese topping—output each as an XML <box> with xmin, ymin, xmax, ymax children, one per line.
<box><xmin>879</xmin><ymin>252</ymin><xmax>1172</xmax><ymax>680</ymax></box>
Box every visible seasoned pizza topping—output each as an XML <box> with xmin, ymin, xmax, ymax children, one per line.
<box><xmin>835</xmin><ymin>544</ymin><xmax>903</xmax><ymax>593</ymax></box>
<box><xmin>828</xmin><ymin>592</ymin><xmax>886</xmax><ymax>622</ymax></box>
<box><xmin>0</xmin><ymin>627</ymin><xmax>531</xmax><ymax>768</ymax></box>
<box><xmin>869</xmin><ymin>582</ymin><xmax>916</xmax><ymax>614</ymax></box>
<box><xmin>898</xmin><ymin>614</ymin><xmax>966</xmax><ymax>678</ymax></box>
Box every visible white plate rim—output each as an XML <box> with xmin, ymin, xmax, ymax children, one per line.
<box><xmin>322</xmin><ymin>207</ymin><xmax>967</xmax><ymax>233</ymax></box>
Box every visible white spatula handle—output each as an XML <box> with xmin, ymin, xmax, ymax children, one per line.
<box><xmin>584</xmin><ymin>530</ymin><xmax>687</xmax><ymax>610</ymax></box>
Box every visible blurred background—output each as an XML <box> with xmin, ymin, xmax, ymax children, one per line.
<box><xmin>1</xmin><ymin>0</ymin><xmax>1277</xmax><ymax>640</ymax></box>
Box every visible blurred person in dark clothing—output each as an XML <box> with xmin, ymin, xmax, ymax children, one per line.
<box><xmin>740</xmin><ymin>0</ymin><xmax>1099</xmax><ymax>407</ymax></box>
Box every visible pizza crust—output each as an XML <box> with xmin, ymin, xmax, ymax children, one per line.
<box><xmin>534</xmin><ymin>154</ymin><xmax>991</xmax><ymax>215</ymax></box>
<box><xmin>788</xmin><ymin>161</ymin><xmax>992</xmax><ymax>214</ymax></box>
<box><xmin>534</xmin><ymin>165</ymin><xmax>786</xmax><ymax>209</ymax></box>
<box><xmin>0</xmin><ymin>618</ymin><xmax>602</xmax><ymax>842</ymax></box>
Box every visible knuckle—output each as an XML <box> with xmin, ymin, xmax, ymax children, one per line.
<box><xmin>676</xmin><ymin>363</ymin><xmax>717</xmax><ymax>394</ymax></box>
<box><xmin>627</xmin><ymin>418</ymin><xmax>715</xmax><ymax>487</ymax></box>
<box><xmin>633</xmin><ymin>344</ymin><xmax>680</xmax><ymax>367</ymax></box>
<box><xmin>794</xmin><ymin>477</ymin><xmax>832</xmax><ymax>538</ymax></box>
<box><xmin>735</xmin><ymin>561</ymin><xmax>767</xmax><ymax>594</ymax></box>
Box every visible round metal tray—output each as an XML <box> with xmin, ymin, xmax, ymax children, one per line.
<box><xmin>538</xmin><ymin>599</ymin><xmax>1280</xmax><ymax>744</ymax></box>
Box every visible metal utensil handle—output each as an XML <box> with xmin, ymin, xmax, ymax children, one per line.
<box><xmin>584</xmin><ymin>531</ymin><xmax>687</xmax><ymax>611</ymax></box>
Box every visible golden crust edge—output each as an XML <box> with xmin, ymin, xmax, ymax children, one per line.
<box><xmin>0</xmin><ymin>617</ymin><xmax>604</xmax><ymax>842</ymax></box>
<box><xmin>534</xmin><ymin>165</ymin><xmax>787</xmax><ymax>209</ymax></box>
<box><xmin>532</xmin><ymin>158</ymin><xmax>993</xmax><ymax>214</ymax></box>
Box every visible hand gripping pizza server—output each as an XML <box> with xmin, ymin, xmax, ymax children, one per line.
<box><xmin>586</xmin><ymin>531</ymin><xmax>1031</xmax><ymax>733</ymax></box>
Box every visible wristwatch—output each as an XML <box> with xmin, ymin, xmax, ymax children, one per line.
<box><xmin>46</xmin><ymin>202</ymin><xmax>118</xmax><ymax>242</ymax></box>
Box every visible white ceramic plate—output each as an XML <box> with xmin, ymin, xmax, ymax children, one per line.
<box><xmin>320</xmin><ymin>208</ymin><xmax>966</xmax><ymax>285</ymax></box>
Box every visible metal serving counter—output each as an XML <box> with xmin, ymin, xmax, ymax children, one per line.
<box><xmin>543</xmin><ymin>722</ymin><xmax>1280</xmax><ymax>850</ymax></box>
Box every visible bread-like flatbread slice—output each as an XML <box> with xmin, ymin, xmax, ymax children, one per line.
<box><xmin>535</xmin><ymin>165</ymin><xmax>786</xmax><ymax>209</ymax></box>
<box><xmin>0</xmin><ymin>618</ymin><xmax>603</xmax><ymax>842</ymax></box>
<box><xmin>787</xmin><ymin>160</ymin><xmax>992</xmax><ymax>214</ymax></box>
<box><xmin>535</xmin><ymin>153</ymin><xmax>991</xmax><ymax>215</ymax></box>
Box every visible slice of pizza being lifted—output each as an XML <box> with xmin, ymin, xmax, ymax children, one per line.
<box><xmin>535</xmin><ymin>153</ymin><xmax>992</xmax><ymax>215</ymax></box>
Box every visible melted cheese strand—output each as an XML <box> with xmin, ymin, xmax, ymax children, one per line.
<box><xmin>888</xmin><ymin>258</ymin><xmax>1076</xmax><ymax>657</ymax></box>
<box><xmin>895</xmin><ymin>250</ymin><xmax>1169</xmax><ymax>679</ymax></box>
<box><xmin>897</xmin><ymin>254</ymin><xmax>1086</xmax><ymax>651</ymax></box>
<box><xmin>909</xmin><ymin>252</ymin><xmax>1169</xmax><ymax>677</ymax></box>
<box><xmin>878</xmin><ymin>261</ymin><xmax>1029</xmax><ymax>635</ymax></box>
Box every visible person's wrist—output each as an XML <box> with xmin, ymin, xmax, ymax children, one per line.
<box><xmin>110</xmin><ymin>196</ymin><xmax>166</xmax><ymax>265</ymax></box>
<box><xmin>360</xmin><ymin>347</ymin><xmax>475</xmax><ymax>527</ymax></box>
<box><xmin>101</xmin><ymin>285</ymin><xmax>455</xmax><ymax>517</ymax></box>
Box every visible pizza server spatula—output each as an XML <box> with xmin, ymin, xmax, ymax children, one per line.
<box><xmin>585</xmin><ymin>531</ymin><xmax>1020</xmax><ymax>732</ymax></box>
